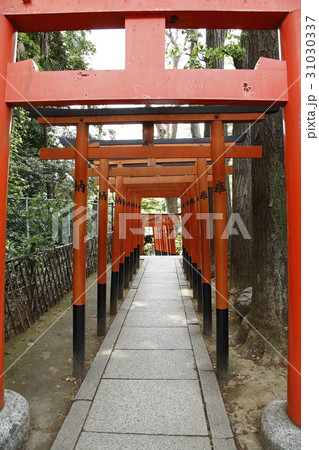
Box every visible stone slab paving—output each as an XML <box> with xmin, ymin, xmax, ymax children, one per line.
<box><xmin>103</xmin><ymin>349</ymin><xmax>197</xmax><ymax>379</ymax></box>
<box><xmin>52</xmin><ymin>256</ymin><xmax>236</xmax><ymax>450</ymax></box>
<box><xmin>76</xmin><ymin>432</ymin><xmax>211</xmax><ymax>450</ymax></box>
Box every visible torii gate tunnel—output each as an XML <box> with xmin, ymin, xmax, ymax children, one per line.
<box><xmin>0</xmin><ymin>0</ymin><xmax>300</xmax><ymax>428</ymax></box>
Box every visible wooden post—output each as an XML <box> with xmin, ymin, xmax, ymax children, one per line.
<box><xmin>189</xmin><ymin>187</ymin><xmax>198</xmax><ymax>297</ymax></box>
<box><xmin>181</xmin><ymin>195</ymin><xmax>189</xmax><ymax>278</ymax></box>
<box><xmin>0</xmin><ymin>15</ymin><xmax>16</xmax><ymax>409</ymax></box>
<box><xmin>118</xmin><ymin>186</ymin><xmax>125</xmax><ymax>300</ymax></box>
<box><xmin>162</xmin><ymin>222</ymin><xmax>168</xmax><ymax>255</ymax></box>
<box><xmin>73</xmin><ymin>122</ymin><xmax>89</xmax><ymax>377</ymax></box>
<box><xmin>97</xmin><ymin>159</ymin><xmax>109</xmax><ymax>336</ymax></box>
<box><xmin>137</xmin><ymin>197</ymin><xmax>143</xmax><ymax>263</ymax></box>
<box><xmin>194</xmin><ymin>170</ymin><xmax>204</xmax><ymax>312</ymax></box>
<box><xmin>186</xmin><ymin>193</ymin><xmax>193</xmax><ymax>288</ymax></box>
<box><xmin>128</xmin><ymin>193</ymin><xmax>134</xmax><ymax>279</ymax></box>
<box><xmin>280</xmin><ymin>8</ymin><xmax>301</xmax><ymax>427</ymax></box>
<box><xmin>169</xmin><ymin>217</ymin><xmax>177</xmax><ymax>255</ymax></box>
<box><xmin>197</xmin><ymin>158</ymin><xmax>212</xmax><ymax>336</ymax></box>
<box><xmin>133</xmin><ymin>195</ymin><xmax>139</xmax><ymax>272</ymax></box>
<box><xmin>211</xmin><ymin>120</ymin><xmax>229</xmax><ymax>380</ymax></box>
<box><xmin>124</xmin><ymin>193</ymin><xmax>131</xmax><ymax>289</ymax></box>
<box><xmin>110</xmin><ymin>176</ymin><xmax>124</xmax><ymax>314</ymax></box>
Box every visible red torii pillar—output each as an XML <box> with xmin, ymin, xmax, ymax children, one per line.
<box><xmin>194</xmin><ymin>174</ymin><xmax>204</xmax><ymax>313</ymax></box>
<box><xmin>124</xmin><ymin>196</ymin><xmax>132</xmax><ymax>289</ymax></box>
<box><xmin>280</xmin><ymin>9</ymin><xmax>301</xmax><ymax>427</ymax></box>
<box><xmin>73</xmin><ymin>122</ymin><xmax>89</xmax><ymax>377</ymax></box>
<box><xmin>197</xmin><ymin>158</ymin><xmax>212</xmax><ymax>336</ymax></box>
<box><xmin>0</xmin><ymin>15</ymin><xmax>16</xmax><ymax>409</ymax></box>
<box><xmin>211</xmin><ymin>121</ymin><xmax>229</xmax><ymax>380</ymax></box>
<box><xmin>97</xmin><ymin>159</ymin><xmax>109</xmax><ymax>336</ymax></box>
<box><xmin>110</xmin><ymin>176</ymin><xmax>124</xmax><ymax>315</ymax></box>
<box><xmin>117</xmin><ymin>186</ymin><xmax>126</xmax><ymax>300</ymax></box>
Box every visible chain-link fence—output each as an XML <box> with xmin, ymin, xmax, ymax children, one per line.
<box><xmin>6</xmin><ymin>197</ymin><xmax>114</xmax><ymax>258</ymax></box>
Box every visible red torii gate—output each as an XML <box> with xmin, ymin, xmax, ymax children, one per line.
<box><xmin>0</xmin><ymin>0</ymin><xmax>300</xmax><ymax>433</ymax></box>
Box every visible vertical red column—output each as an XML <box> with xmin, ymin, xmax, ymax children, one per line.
<box><xmin>211</xmin><ymin>120</ymin><xmax>229</xmax><ymax>380</ymax></box>
<box><xmin>197</xmin><ymin>159</ymin><xmax>212</xmax><ymax>336</ymax></box>
<box><xmin>97</xmin><ymin>159</ymin><xmax>109</xmax><ymax>336</ymax></box>
<box><xmin>73</xmin><ymin>122</ymin><xmax>89</xmax><ymax>377</ymax></box>
<box><xmin>181</xmin><ymin>195</ymin><xmax>189</xmax><ymax>278</ymax></box>
<box><xmin>170</xmin><ymin>217</ymin><xmax>177</xmax><ymax>255</ymax></box>
<box><xmin>133</xmin><ymin>194</ymin><xmax>139</xmax><ymax>272</ymax></box>
<box><xmin>124</xmin><ymin>191</ymin><xmax>131</xmax><ymax>288</ymax></box>
<box><xmin>118</xmin><ymin>186</ymin><xmax>126</xmax><ymax>299</ymax></box>
<box><xmin>280</xmin><ymin>8</ymin><xmax>301</xmax><ymax>427</ymax></box>
<box><xmin>0</xmin><ymin>15</ymin><xmax>16</xmax><ymax>409</ymax></box>
<box><xmin>190</xmin><ymin>186</ymin><xmax>199</xmax><ymax>298</ymax></box>
<box><xmin>161</xmin><ymin>220</ymin><xmax>168</xmax><ymax>255</ymax></box>
<box><xmin>194</xmin><ymin>168</ymin><xmax>204</xmax><ymax>313</ymax></box>
<box><xmin>185</xmin><ymin>193</ymin><xmax>192</xmax><ymax>283</ymax></box>
<box><xmin>110</xmin><ymin>176</ymin><xmax>124</xmax><ymax>314</ymax></box>
<box><xmin>137</xmin><ymin>197</ymin><xmax>143</xmax><ymax>260</ymax></box>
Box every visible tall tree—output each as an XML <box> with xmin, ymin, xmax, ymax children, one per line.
<box><xmin>231</xmin><ymin>31</ymin><xmax>288</xmax><ymax>363</ymax></box>
<box><xmin>229</xmin><ymin>33</ymin><xmax>252</xmax><ymax>293</ymax></box>
<box><xmin>7</xmin><ymin>31</ymin><xmax>96</xmax><ymax>257</ymax></box>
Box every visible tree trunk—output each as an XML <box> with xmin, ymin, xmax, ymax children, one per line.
<box><xmin>204</xmin><ymin>29</ymin><xmax>226</xmax><ymax>137</ymax></box>
<box><xmin>230</xmin><ymin>35</ymin><xmax>252</xmax><ymax>293</ymax></box>
<box><xmin>229</xmin><ymin>156</ymin><xmax>252</xmax><ymax>293</ymax></box>
<box><xmin>231</xmin><ymin>31</ymin><xmax>288</xmax><ymax>364</ymax></box>
<box><xmin>165</xmin><ymin>198</ymin><xmax>178</xmax><ymax>214</ymax></box>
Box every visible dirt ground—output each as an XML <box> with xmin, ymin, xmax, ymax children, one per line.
<box><xmin>4</xmin><ymin>269</ymin><xmax>286</xmax><ymax>450</ymax></box>
<box><xmin>4</xmin><ymin>272</ymin><xmax>123</xmax><ymax>450</ymax></box>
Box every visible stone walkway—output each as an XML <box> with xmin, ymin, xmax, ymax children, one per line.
<box><xmin>52</xmin><ymin>256</ymin><xmax>236</xmax><ymax>450</ymax></box>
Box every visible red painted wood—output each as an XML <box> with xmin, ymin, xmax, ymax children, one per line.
<box><xmin>0</xmin><ymin>14</ymin><xmax>16</xmax><ymax>411</ymax></box>
<box><xmin>6</xmin><ymin>57</ymin><xmax>287</xmax><ymax>107</ymax></box>
<box><xmin>1</xmin><ymin>0</ymin><xmax>299</xmax><ymax>32</ymax></box>
<box><xmin>280</xmin><ymin>8</ymin><xmax>301</xmax><ymax>427</ymax></box>
<box><xmin>73</xmin><ymin>123</ymin><xmax>89</xmax><ymax>307</ymax></box>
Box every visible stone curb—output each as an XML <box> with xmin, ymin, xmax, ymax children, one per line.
<box><xmin>52</xmin><ymin>263</ymin><xmax>144</xmax><ymax>448</ymax></box>
<box><xmin>181</xmin><ymin>275</ymin><xmax>236</xmax><ymax>450</ymax></box>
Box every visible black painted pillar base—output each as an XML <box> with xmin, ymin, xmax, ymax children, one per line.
<box><xmin>110</xmin><ymin>271</ymin><xmax>119</xmax><ymax>315</ymax></box>
<box><xmin>118</xmin><ymin>262</ymin><xmax>124</xmax><ymax>299</ymax></box>
<box><xmin>132</xmin><ymin>249</ymin><xmax>136</xmax><ymax>275</ymax></box>
<box><xmin>129</xmin><ymin>252</ymin><xmax>134</xmax><ymax>281</ymax></box>
<box><xmin>185</xmin><ymin>254</ymin><xmax>189</xmax><ymax>280</ymax></box>
<box><xmin>216</xmin><ymin>308</ymin><xmax>229</xmax><ymax>380</ymax></box>
<box><xmin>133</xmin><ymin>247</ymin><xmax>138</xmax><ymax>273</ymax></box>
<box><xmin>189</xmin><ymin>257</ymin><xmax>193</xmax><ymax>289</ymax></box>
<box><xmin>197</xmin><ymin>270</ymin><xmax>203</xmax><ymax>313</ymax></box>
<box><xmin>192</xmin><ymin>262</ymin><xmax>198</xmax><ymax>299</ymax></box>
<box><xmin>73</xmin><ymin>304</ymin><xmax>85</xmax><ymax>378</ymax></box>
<box><xmin>124</xmin><ymin>256</ymin><xmax>130</xmax><ymax>288</ymax></box>
<box><xmin>97</xmin><ymin>283</ymin><xmax>106</xmax><ymax>336</ymax></box>
<box><xmin>186</xmin><ymin>255</ymin><xmax>191</xmax><ymax>281</ymax></box>
<box><xmin>136</xmin><ymin>244</ymin><xmax>141</xmax><ymax>269</ymax></box>
<box><xmin>203</xmin><ymin>282</ymin><xmax>212</xmax><ymax>336</ymax></box>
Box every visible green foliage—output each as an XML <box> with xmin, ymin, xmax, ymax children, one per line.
<box><xmin>143</xmin><ymin>242</ymin><xmax>153</xmax><ymax>256</ymax></box>
<box><xmin>141</xmin><ymin>198</ymin><xmax>166</xmax><ymax>214</ymax></box>
<box><xmin>17</xmin><ymin>31</ymin><xmax>96</xmax><ymax>71</ymax></box>
<box><xmin>184</xmin><ymin>30</ymin><xmax>246</xmax><ymax>69</ymax></box>
<box><xmin>7</xmin><ymin>30</ymin><xmax>97</xmax><ymax>258</ymax></box>
<box><xmin>166</xmin><ymin>28</ymin><xmax>245</xmax><ymax>70</ymax></box>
